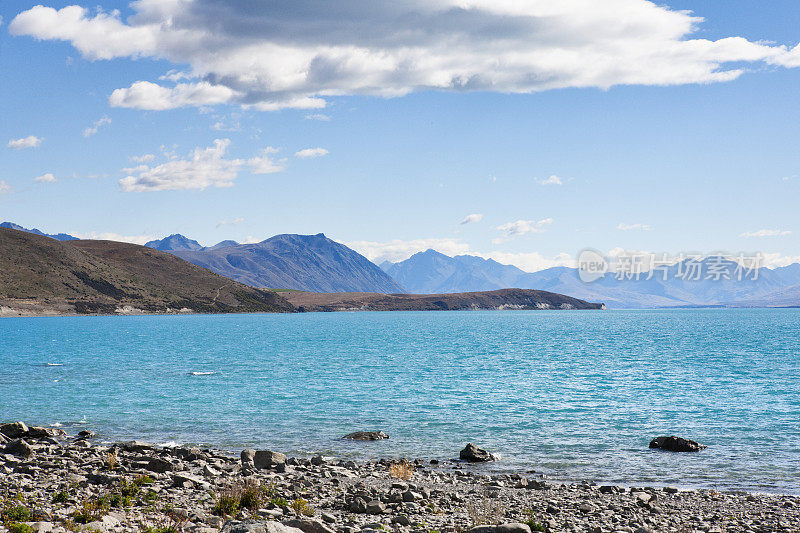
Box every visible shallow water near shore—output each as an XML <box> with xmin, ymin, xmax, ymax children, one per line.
<box><xmin>2</xmin><ymin>309</ymin><xmax>799</xmax><ymax>494</ymax></box>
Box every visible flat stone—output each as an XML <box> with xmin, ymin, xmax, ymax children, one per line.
<box><xmin>496</xmin><ymin>524</ymin><xmax>532</xmax><ymax>533</ymax></box>
<box><xmin>284</xmin><ymin>518</ymin><xmax>336</xmax><ymax>533</ymax></box>
<box><xmin>223</xmin><ymin>520</ymin><xmax>304</xmax><ymax>533</ymax></box>
<box><xmin>146</xmin><ymin>457</ymin><xmax>174</xmax><ymax>473</ymax></box>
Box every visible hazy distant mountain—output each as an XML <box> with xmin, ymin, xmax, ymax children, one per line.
<box><xmin>384</xmin><ymin>249</ymin><xmax>526</xmax><ymax>293</ymax></box>
<box><xmin>171</xmin><ymin>233</ymin><xmax>405</xmax><ymax>293</ymax></box>
<box><xmin>0</xmin><ymin>222</ymin><xmax>77</xmax><ymax>241</ymax></box>
<box><xmin>144</xmin><ymin>234</ymin><xmax>203</xmax><ymax>251</ymax></box>
<box><xmin>385</xmin><ymin>252</ymin><xmax>800</xmax><ymax>308</ymax></box>
<box><xmin>207</xmin><ymin>240</ymin><xmax>239</xmax><ymax>250</ymax></box>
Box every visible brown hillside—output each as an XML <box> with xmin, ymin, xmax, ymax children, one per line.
<box><xmin>0</xmin><ymin>228</ymin><xmax>294</xmax><ymax>315</ymax></box>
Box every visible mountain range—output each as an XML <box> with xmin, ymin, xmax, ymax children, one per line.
<box><xmin>383</xmin><ymin>249</ymin><xmax>800</xmax><ymax>308</ymax></box>
<box><xmin>0</xmin><ymin>222</ymin><xmax>77</xmax><ymax>242</ymax></box>
<box><xmin>148</xmin><ymin>232</ymin><xmax>404</xmax><ymax>293</ymax></box>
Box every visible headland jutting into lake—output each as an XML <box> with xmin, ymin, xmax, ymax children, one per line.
<box><xmin>1</xmin><ymin>422</ymin><xmax>798</xmax><ymax>533</ymax></box>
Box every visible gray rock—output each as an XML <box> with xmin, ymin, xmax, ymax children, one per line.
<box><xmin>350</xmin><ymin>497</ymin><xmax>367</xmax><ymax>513</ymax></box>
<box><xmin>241</xmin><ymin>448</ymin><xmax>256</xmax><ymax>466</ymax></box>
<box><xmin>5</xmin><ymin>438</ymin><xmax>33</xmax><ymax>458</ymax></box>
<box><xmin>365</xmin><ymin>500</ymin><xmax>386</xmax><ymax>515</ymax></box>
<box><xmin>459</xmin><ymin>443</ymin><xmax>496</xmax><ymax>462</ymax></box>
<box><xmin>27</xmin><ymin>426</ymin><xmax>67</xmax><ymax>439</ymax></box>
<box><xmin>223</xmin><ymin>520</ymin><xmax>304</xmax><ymax>533</ymax></box>
<box><xmin>117</xmin><ymin>440</ymin><xmax>153</xmax><ymax>452</ymax></box>
<box><xmin>284</xmin><ymin>518</ymin><xmax>336</xmax><ymax>533</ymax></box>
<box><xmin>254</xmin><ymin>450</ymin><xmax>287</xmax><ymax>469</ymax></box>
<box><xmin>649</xmin><ymin>436</ymin><xmax>707</xmax><ymax>452</ymax></box>
<box><xmin>146</xmin><ymin>457</ymin><xmax>174</xmax><ymax>473</ymax></box>
<box><xmin>1</xmin><ymin>421</ymin><xmax>29</xmax><ymax>439</ymax></box>
<box><xmin>342</xmin><ymin>431</ymin><xmax>389</xmax><ymax>441</ymax></box>
<box><xmin>310</xmin><ymin>455</ymin><xmax>325</xmax><ymax>466</ymax></box>
<box><xmin>496</xmin><ymin>524</ymin><xmax>531</xmax><ymax>533</ymax></box>
<box><xmin>468</xmin><ymin>526</ymin><xmax>497</xmax><ymax>533</ymax></box>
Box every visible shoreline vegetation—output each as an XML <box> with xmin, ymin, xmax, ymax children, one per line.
<box><xmin>1</xmin><ymin>423</ymin><xmax>798</xmax><ymax>533</ymax></box>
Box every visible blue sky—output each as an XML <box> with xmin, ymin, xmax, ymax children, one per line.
<box><xmin>1</xmin><ymin>0</ymin><xmax>800</xmax><ymax>271</ymax></box>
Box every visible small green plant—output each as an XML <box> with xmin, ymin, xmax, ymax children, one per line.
<box><xmin>134</xmin><ymin>475</ymin><xmax>154</xmax><ymax>486</ymax></box>
<box><xmin>52</xmin><ymin>490</ymin><xmax>69</xmax><ymax>504</ymax></box>
<box><xmin>105</xmin><ymin>449</ymin><xmax>118</xmax><ymax>471</ymax></box>
<box><xmin>239</xmin><ymin>481</ymin><xmax>265</xmax><ymax>511</ymax></box>
<box><xmin>72</xmin><ymin>498</ymin><xmax>107</xmax><ymax>524</ymax></box>
<box><xmin>212</xmin><ymin>494</ymin><xmax>239</xmax><ymax>517</ymax></box>
<box><xmin>290</xmin><ymin>497</ymin><xmax>314</xmax><ymax>517</ymax></box>
<box><xmin>523</xmin><ymin>510</ymin><xmax>546</xmax><ymax>532</ymax></box>
<box><xmin>2</xmin><ymin>504</ymin><xmax>32</xmax><ymax>524</ymax></box>
<box><xmin>8</xmin><ymin>523</ymin><xmax>35</xmax><ymax>533</ymax></box>
<box><xmin>270</xmin><ymin>497</ymin><xmax>288</xmax><ymax>508</ymax></box>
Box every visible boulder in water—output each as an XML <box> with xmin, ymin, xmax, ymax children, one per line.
<box><xmin>460</xmin><ymin>443</ymin><xmax>496</xmax><ymax>462</ymax></box>
<box><xmin>649</xmin><ymin>436</ymin><xmax>707</xmax><ymax>452</ymax></box>
<box><xmin>342</xmin><ymin>431</ymin><xmax>389</xmax><ymax>441</ymax></box>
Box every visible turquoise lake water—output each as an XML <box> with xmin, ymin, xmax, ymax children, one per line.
<box><xmin>1</xmin><ymin>309</ymin><xmax>799</xmax><ymax>493</ymax></box>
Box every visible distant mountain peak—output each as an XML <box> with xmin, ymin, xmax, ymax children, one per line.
<box><xmin>145</xmin><ymin>234</ymin><xmax>203</xmax><ymax>252</ymax></box>
<box><xmin>0</xmin><ymin>221</ymin><xmax>77</xmax><ymax>241</ymax></box>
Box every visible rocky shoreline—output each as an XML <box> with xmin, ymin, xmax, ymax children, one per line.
<box><xmin>1</xmin><ymin>423</ymin><xmax>798</xmax><ymax>533</ymax></box>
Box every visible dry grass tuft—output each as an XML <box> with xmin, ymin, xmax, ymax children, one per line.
<box><xmin>388</xmin><ymin>460</ymin><xmax>414</xmax><ymax>480</ymax></box>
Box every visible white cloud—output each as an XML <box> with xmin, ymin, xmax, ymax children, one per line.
<box><xmin>295</xmin><ymin>147</ymin><xmax>329</xmax><ymax>158</ymax></box>
<box><xmin>70</xmin><ymin>231</ymin><xmax>155</xmax><ymax>245</ymax></box>
<box><xmin>34</xmin><ymin>173</ymin><xmax>56</xmax><ymax>183</ymax></box>
<box><xmin>120</xmin><ymin>139</ymin><xmax>242</xmax><ymax>192</ymax></box>
<box><xmin>216</xmin><ymin>217</ymin><xmax>245</xmax><ymax>228</ymax></box>
<box><xmin>109</xmin><ymin>81</ymin><xmax>235</xmax><ymax>110</ymax></box>
<box><xmin>248</xmin><ymin>147</ymin><xmax>286</xmax><ymax>174</ymax></box>
<box><xmin>8</xmin><ymin>135</ymin><xmax>42</xmax><ymax>149</ymax></box>
<box><xmin>460</xmin><ymin>213</ymin><xmax>483</xmax><ymax>225</ymax></box>
<box><xmin>83</xmin><ymin>116</ymin><xmax>111</xmax><ymax>137</ymax></box>
<box><xmin>617</xmin><ymin>222</ymin><xmax>652</xmax><ymax>231</ymax></box>
<box><xmin>495</xmin><ymin>218</ymin><xmax>553</xmax><ymax>243</ymax></box>
<box><xmin>121</xmin><ymin>140</ymin><xmax>288</xmax><ymax>191</ymax></box>
<box><xmin>0</xmin><ymin>180</ymin><xmax>11</xmax><ymax>194</ymax></box>
<box><xmin>130</xmin><ymin>153</ymin><xmax>155</xmax><ymax>163</ymax></box>
<box><xmin>538</xmin><ymin>175</ymin><xmax>563</xmax><ymax>186</ymax></box>
<box><xmin>305</xmin><ymin>114</ymin><xmax>331</xmax><ymax>121</ymax></box>
<box><xmin>346</xmin><ymin>238</ymin><xmax>472</xmax><ymax>264</ymax></box>
<box><xmin>11</xmin><ymin>2</ymin><xmax>800</xmax><ymax>111</ymax></box>
<box><xmin>478</xmin><ymin>251</ymin><xmax>575</xmax><ymax>273</ymax></box>
<box><xmin>740</xmin><ymin>229</ymin><xmax>792</xmax><ymax>238</ymax></box>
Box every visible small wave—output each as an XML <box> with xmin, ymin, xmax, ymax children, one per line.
<box><xmin>190</xmin><ymin>371</ymin><xmax>216</xmax><ymax>376</ymax></box>
<box><xmin>161</xmin><ymin>440</ymin><xmax>181</xmax><ymax>448</ymax></box>
<box><xmin>45</xmin><ymin>363</ymin><xmax>64</xmax><ymax>366</ymax></box>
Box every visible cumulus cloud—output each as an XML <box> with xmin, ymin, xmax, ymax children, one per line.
<box><xmin>216</xmin><ymin>217</ymin><xmax>245</xmax><ymax>228</ymax></box>
<box><xmin>295</xmin><ymin>147</ymin><xmax>329</xmax><ymax>158</ymax></box>
<box><xmin>346</xmin><ymin>238</ymin><xmax>472</xmax><ymax>264</ymax></box>
<box><xmin>740</xmin><ymin>229</ymin><xmax>792</xmax><ymax>237</ymax></box>
<box><xmin>495</xmin><ymin>217</ymin><xmax>553</xmax><ymax>243</ymax></box>
<box><xmin>460</xmin><ymin>213</ymin><xmax>483</xmax><ymax>225</ymax></box>
<box><xmin>120</xmin><ymin>140</ymin><xmax>288</xmax><ymax>191</ymax></box>
<box><xmin>34</xmin><ymin>173</ymin><xmax>56</xmax><ymax>183</ymax></box>
<box><xmin>83</xmin><ymin>116</ymin><xmax>111</xmax><ymax>137</ymax></box>
<box><xmin>538</xmin><ymin>175</ymin><xmax>563</xmax><ymax>186</ymax></box>
<box><xmin>70</xmin><ymin>231</ymin><xmax>155</xmax><ymax>245</ymax></box>
<box><xmin>248</xmin><ymin>147</ymin><xmax>286</xmax><ymax>174</ymax></box>
<box><xmin>11</xmin><ymin>2</ymin><xmax>800</xmax><ymax>111</ymax></box>
<box><xmin>8</xmin><ymin>135</ymin><xmax>42</xmax><ymax>149</ymax></box>
<box><xmin>0</xmin><ymin>180</ymin><xmax>12</xmax><ymax>194</ymax></box>
<box><xmin>617</xmin><ymin>222</ymin><xmax>652</xmax><ymax>231</ymax></box>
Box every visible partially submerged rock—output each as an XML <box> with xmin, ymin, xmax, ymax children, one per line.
<box><xmin>342</xmin><ymin>431</ymin><xmax>389</xmax><ymax>441</ymax></box>
<box><xmin>460</xmin><ymin>442</ymin><xmax>496</xmax><ymax>462</ymax></box>
<box><xmin>649</xmin><ymin>435</ymin><xmax>707</xmax><ymax>452</ymax></box>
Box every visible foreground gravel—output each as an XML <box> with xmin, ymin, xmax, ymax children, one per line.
<box><xmin>1</xmin><ymin>423</ymin><xmax>798</xmax><ymax>533</ymax></box>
